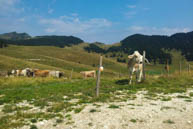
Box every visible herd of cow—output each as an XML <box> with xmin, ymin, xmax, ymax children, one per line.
<box><xmin>9</xmin><ymin>68</ymin><xmax>64</xmax><ymax>78</ymax></box>
<box><xmin>0</xmin><ymin>51</ymin><xmax>148</xmax><ymax>84</ymax></box>
<box><xmin>0</xmin><ymin>68</ymin><xmax>98</xmax><ymax>79</ymax></box>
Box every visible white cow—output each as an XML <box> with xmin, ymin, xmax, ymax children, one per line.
<box><xmin>11</xmin><ymin>68</ymin><xmax>32</xmax><ymax>77</ymax></box>
<box><xmin>49</xmin><ymin>71</ymin><xmax>63</xmax><ymax>78</ymax></box>
<box><xmin>128</xmin><ymin>51</ymin><xmax>149</xmax><ymax>84</ymax></box>
<box><xmin>80</xmin><ymin>70</ymin><xmax>96</xmax><ymax>78</ymax></box>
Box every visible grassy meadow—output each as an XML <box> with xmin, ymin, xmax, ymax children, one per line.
<box><xmin>0</xmin><ymin>45</ymin><xmax>193</xmax><ymax>128</ymax></box>
<box><xmin>0</xmin><ymin>45</ymin><xmax>190</xmax><ymax>77</ymax></box>
<box><xmin>0</xmin><ymin>45</ymin><xmax>128</xmax><ymax>78</ymax></box>
<box><xmin>0</xmin><ymin>73</ymin><xmax>193</xmax><ymax>128</ymax></box>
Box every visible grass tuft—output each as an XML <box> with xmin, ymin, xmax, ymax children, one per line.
<box><xmin>177</xmin><ymin>95</ymin><xmax>190</xmax><ymax>99</ymax></box>
<box><xmin>74</xmin><ymin>106</ymin><xmax>85</xmax><ymax>113</ymax></box>
<box><xmin>184</xmin><ymin>99</ymin><xmax>192</xmax><ymax>102</ymax></box>
<box><xmin>161</xmin><ymin>97</ymin><xmax>172</xmax><ymax>101</ymax></box>
<box><xmin>189</xmin><ymin>92</ymin><xmax>193</xmax><ymax>97</ymax></box>
<box><xmin>89</xmin><ymin>109</ymin><xmax>97</xmax><ymax>113</ymax></box>
<box><xmin>56</xmin><ymin>119</ymin><xmax>63</xmax><ymax>124</ymax></box>
<box><xmin>31</xmin><ymin>118</ymin><xmax>37</xmax><ymax>123</ymax></box>
<box><xmin>108</xmin><ymin>104</ymin><xmax>119</xmax><ymax>109</ymax></box>
<box><xmin>163</xmin><ymin>119</ymin><xmax>175</xmax><ymax>124</ymax></box>
<box><xmin>130</xmin><ymin>119</ymin><xmax>137</xmax><ymax>123</ymax></box>
<box><xmin>30</xmin><ymin>125</ymin><xmax>38</xmax><ymax>129</ymax></box>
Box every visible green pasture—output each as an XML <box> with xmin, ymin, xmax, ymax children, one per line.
<box><xmin>0</xmin><ymin>45</ymin><xmax>192</xmax><ymax>78</ymax></box>
<box><xmin>0</xmin><ymin>73</ymin><xmax>193</xmax><ymax>128</ymax></box>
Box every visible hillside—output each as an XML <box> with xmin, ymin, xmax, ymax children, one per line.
<box><xmin>1</xmin><ymin>31</ymin><xmax>193</xmax><ymax>73</ymax></box>
<box><xmin>0</xmin><ymin>32</ymin><xmax>31</xmax><ymax>40</ymax></box>
<box><xmin>0</xmin><ymin>32</ymin><xmax>84</xmax><ymax>47</ymax></box>
<box><xmin>0</xmin><ymin>45</ymin><xmax>127</xmax><ymax>78</ymax></box>
<box><xmin>84</xmin><ymin>31</ymin><xmax>193</xmax><ymax>63</ymax></box>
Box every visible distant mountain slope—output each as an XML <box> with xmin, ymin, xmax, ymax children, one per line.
<box><xmin>170</xmin><ymin>31</ymin><xmax>193</xmax><ymax>60</ymax></box>
<box><xmin>7</xmin><ymin>35</ymin><xmax>84</xmax><ymax>47</ymax></box>
<box><xmin>119</xmin><ymin>34</ymin><xmax>172</xmax><ymax>64</ymax></box>
<box><xmin>0</xmin><ymin>32</ymin><xmax>31</xmax><ymax>40</ymax></box>
<box><xmin>107</xmin><ymin>31</ymin><xmax>193</xmax><ymax>62</ymax></box>
<box><xmin>83</xmin><ymin>31</ymin><xmax>193</xmax><ymax>63</ymax></box>
<box><xmin>0</xmin><ymin>32</ymin><xmax>84</xmax><ymax>47</ymax></box>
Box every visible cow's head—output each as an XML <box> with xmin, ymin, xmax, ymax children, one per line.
<box><xmin>133</xmin><ymin>51</ymin><xmax>141</xmax><ymax>57</ymax></box>
<box><xmin>11</xmin><ymin>70</ymin><xmax>16</xmax><ymax>74</ymax></box>
<box><xmin>128</xmin><ymin>53</ymin><xmax>138</xmax><ymax>60</ymax></box>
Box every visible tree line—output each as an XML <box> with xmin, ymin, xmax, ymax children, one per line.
<box><xmin>0</xmin><ymin>35</ymin><xmax>84</xmax><ymax>48</ymax></box>
<box><xmin>0</xmin><ymin>40</ymin><xmax>7</xmax><ymax>48</ymax></box>
<box><xmin>84</xmin><ymin>31</ymin><xmax>193</xmax><ymax>64</ymax></box>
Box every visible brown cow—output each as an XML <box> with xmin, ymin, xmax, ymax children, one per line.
<box><xmin>33</xmin><ymin>69</ymin><xmax>50</xmax><ymax>77</ymax></box>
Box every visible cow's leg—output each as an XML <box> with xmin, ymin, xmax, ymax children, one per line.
<box><xmin>129</xmin><ymin>69</ymin><xmax>134</xmax><ymax>85</ymax></box>
<box><xmin>138</xmin><ymin>69</ymin><xmax>143</xmax><ymax>82</ymax></box>
<box><xmin>136</xmin><ymin>70</ymin><xmax>139</xmax><ymax>82</ymax></box>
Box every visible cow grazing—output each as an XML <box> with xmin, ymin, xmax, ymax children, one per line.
<box><xmin>80</xmin><ymin>70</ymin><xmax>96</xmax><ymax>78</ymax></box>
<box><xmin>49</xmin><ymin>71</ymin><xmax>64</xmax><ymax>78</ymax></box>
<box><xmin>33</xmin><ymin>69</ymin><xmax>50</xmax><ymax>77</ymax></box>
<box><xmin>128</xmin><ymin>51</ymin><xmax>149</xmax><ymax>84</ymax></box>
<box><xmin>11</xmin><ymin>68</ymin><xmax>33</xmax><ymax>77</ymax></box>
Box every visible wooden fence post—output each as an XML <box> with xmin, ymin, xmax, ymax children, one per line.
<box><xmin>142</xmin><ymin>51</ymin><xmax>146</xmax><ymax>81</ymax></box>
<box><xmin>96</xmin><ymin>56</ymin><xmax>103</xmax><ymax>97</ymax></box>
<box><xmin>166</xmin><ymin>60</ymin><xmax>169</xmax><ymax>76</ymax></box>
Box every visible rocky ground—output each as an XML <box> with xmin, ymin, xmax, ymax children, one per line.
<box><xmin>18</xmin><ymin>90</ymin><xmax>193</xmax><ymax>129</ymax></box>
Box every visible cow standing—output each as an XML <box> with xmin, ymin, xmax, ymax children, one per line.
<box><xmin>11</xmin><ymin>68</ymin><xmax>33</xmax><ymax>77</ymax></box>
<box><xmin>49</xmin><ymin>71</ymin><xmax>64</xmax><ymax>78</ymax></box>
<box><xmin>128</xmin><ymin>51</ymin><xmax>149</xmax><ymax>84</ymax></box>
<box><xmin>80</xmin><ymin>70</ymin><xmax>96</xmax><ymax>78</ymax></box>
<box><xmin>33</xmin><ymin>69</ymin><xmax>50</xmax><ymax>77</ymax></box>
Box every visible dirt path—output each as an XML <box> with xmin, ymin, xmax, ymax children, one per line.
<box><xmin>21</xmin><ymin>90</ymin><xmax>193</xmax><ymax>129</ymax></box>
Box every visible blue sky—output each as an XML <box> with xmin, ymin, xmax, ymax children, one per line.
<box><xmin>0</xmin><ymin>0</ymin><xmax>193</xmax><ymax>43</ymax></box>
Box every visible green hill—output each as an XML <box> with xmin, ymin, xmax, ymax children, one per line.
<box><xmin>0</xmin><ymin>32</ymin><xmax>84</xmax><ymax>47</ymax></box>
<box><xmin>0</xmin><ymin>45</ymin><xmax>127</xmax><ymax>78</ymax></box>
<box><xmin>1</xmin><ymin>31</ymin><xmax>193</xmax><ymax>77</ymax></box>
<box><xmin>84</xmin><ymin>31</ymin><xmax>193</xmax><ymax>64</ymax></box>
<box><xmin>0</xmin><ymin>32</ymin><xmax>31</xmax><ymax>40</ymax></box>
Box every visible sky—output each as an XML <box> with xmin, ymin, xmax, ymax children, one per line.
<box><xmin>0</xmin><ymin>0</ymin><xmax>193</xmax><ymax>43</ymax></box>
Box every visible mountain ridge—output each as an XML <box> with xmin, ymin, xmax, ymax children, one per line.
<box><xmin>0</xmin><ymin>32</ymin><xmax>84</xmax><ymax>47</ymax></box>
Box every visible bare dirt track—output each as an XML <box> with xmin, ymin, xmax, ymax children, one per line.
<box><xmin>21</xmin><ymin>90</ymin><xmax>193</xmax><ymax>129</ymax></box>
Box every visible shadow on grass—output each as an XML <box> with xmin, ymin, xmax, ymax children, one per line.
<box><xmin>115</xmin><ymin>79</ymin><xmax>129</xmax><ymax>85</ymax></box>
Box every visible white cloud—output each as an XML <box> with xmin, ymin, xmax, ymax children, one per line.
<box><xmin>143</xmin><ymin>8</ymin><xmax>150</xmax><ymax>11</ymax></box>
<box><xmin>47</xmin><ymin>0</ymin><xmax>56</xmax><ymax>14</ymax></box>
<box><xmin>48</xmin><ymin>9</ymin><xmax>54</xmax><ymax>14</ymax></box>
<box><xmin>129</xmin><ymin>26</ymin><xmax>190</xmax><ymax>35</ymax></box>
<box><xmin>130</xmin><ymin>26</ymin><xmax>144</xmax><ymax>31</ymax></box>
<box><xmin>71</xmin><ymin>13</ymin><xmax>78</xmax><ymax>17</ymax></box>
<box><xmin>0</xmin><ymin>0</ymin><xmax>23</xmax><ymax>15</ymax></box>
<box><xmin>127</xmin><ymin>5</ymin><xmax>136</xmax><ymax>9</ymax></box>
<box><xmin>17</xmin><ymin>17</ymin><xmax>25</xmax><ymax>22</ymax></box>
<box><xmin>125</xmin><ymin>11</ymin><xmax>137</xmax><ymax>18</ymax></box>
<box><xmin>0</xmin><ymin>0</ymin><xmax>19</xmax><ymax>6</ymax></box>
<box><xmin>45</xmin><ymin>28</ymin><xmax>56</xmax><ymax>33</ymax></box>
<box><xmin>39</xmin><ymin>16</ymin><xmax>112</xmax><ymax>35</ymax></box>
